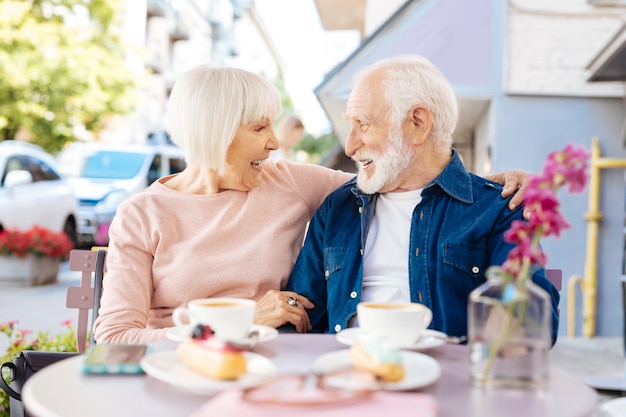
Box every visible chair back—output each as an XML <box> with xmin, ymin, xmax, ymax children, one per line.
<box><xmin>66</xmin><ymin>249</ymin><xmax>107</xmax><ymax>353</ymax></box>
<box><xmin>545</xmin><ymin>269</ymin><xmax>562</xmax><ymax>291</ymax></box>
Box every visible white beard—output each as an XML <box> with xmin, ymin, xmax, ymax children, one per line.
<box><xmin>355</xmin><ymin>129</ymin><xmax>411</xmax><ymax>194</ymax></box>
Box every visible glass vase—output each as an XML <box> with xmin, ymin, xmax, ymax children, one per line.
<box><xmin>468</xmin><ymin>269</ymin><xmax>552</xmax><ymax>389</ymax></box>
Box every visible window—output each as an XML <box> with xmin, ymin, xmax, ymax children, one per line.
<box><xmin>21</xmin><ymin>155</ymin><xmax>61</xmax><ymax>182</ymax></box>
<box><xmin>82</xmin><ymin>151</ymin><xmax>147</xmax><ymax>180</ymax></box>
<box><xmin>2</xmin><ymin>155</ymin><xmax>60</xmax><ymax>183</ymax></box>
<box><xmin>168</xmin><ymin>157</ymin><xmax>186</xmax><ymax>174</ymax></box>
<box><xmin>147</xmin><ymin>155</ymin><xmax>162</xmax><ymax>184</ymax></box>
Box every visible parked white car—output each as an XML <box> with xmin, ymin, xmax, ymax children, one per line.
<box><xmin>0</xmin><ymin>140</ymin><xmax>79</xmax><ymax>242</ymax></box>
<box><xmin>56</xmin><ymin>142</ymin><xmax>186</xmax><ymax>246</ymax></box>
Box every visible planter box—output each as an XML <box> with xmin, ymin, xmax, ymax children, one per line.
<box><xmin>0</xmin><ymin>254</ymin><xmax>60</xmax><ymax>285</ymax></box>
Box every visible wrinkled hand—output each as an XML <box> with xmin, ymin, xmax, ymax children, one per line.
<box><xmin>254</xmin><ymin>290</ymin><xmax>314</xmax><ymax>333</ymax></box>
<box><xmin>486</xmin><ymin>169</ymin><xmax>530</xmax><ymax>219</ymax></box>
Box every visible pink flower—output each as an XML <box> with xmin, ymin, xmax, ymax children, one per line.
<box><xmin>0</xmin><ymin>320</ymin><xmax>18</xmax><ymax>330</ymax></box>
<box><xmin>0</xmin><ymin>226</ymin><xmax>73</xmax><ymax>260</ymax></box>
<box><xmin>17</xmin><ymin>329</ymin><xmax>32</xmax><ymax>337</ymax></box>
<box><xmin>502</xmin><ymin>143</ymin><xmax>589</xmax><ymax>282</ymax></box>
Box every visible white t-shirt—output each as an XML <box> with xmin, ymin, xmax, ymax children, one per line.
<box><xmin>361</xmin><ymin>189</ymin><xmax>423</xmax><ymax>304</ymax></box>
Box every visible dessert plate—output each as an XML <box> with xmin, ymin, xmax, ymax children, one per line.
<box><xmin>165</xmin><ymin>324</ymin><xmax>278</xmax><ymax>347</ymax></box>
<box><xmin>599</xmin><ymin>397</ymin><xmax>626</xmax><ymax>417</ymax></box>
<box><xmin>312</xmin><ymin>349</ymin><xmax>441</xmax><ymax>391</ymax></box>
<box><xmin>140</xmin><ymin>350</ymin><xmax>276</xmax><ymax>395</ymax></box>
<box><xmin>336</xmin><ymin>328</ymin><xmax>446</xmax><ymax>351</ymax></box>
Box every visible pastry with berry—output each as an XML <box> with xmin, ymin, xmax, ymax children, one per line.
<box><xmin>176</xmin><ymin>324</ymin><xmax>247</xmax><ymax>380</ymax></box>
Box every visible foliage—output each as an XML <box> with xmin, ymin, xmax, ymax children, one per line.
<box><xmin>0</xmin><ymin>320</ymin><xmax>77</xmax><ymax>417</ymax></box>
<box><xmin>0</xmin><ymin>226</ymin><xmax>73</xmax><ymax>260</ymax></box>
<box><xmin>0</xmin><ymin>0</ymin><xmax>141</xmax><ymax>153</ymax></box>
<box><xmin>294</xmin><ymin>131</ymin><xmax>339</xmax><ymax>164</ymax></box>
<box><xmin>500</xmin><ymin>143</ymin><xmax>590</xmax><ymax>285</ymax></box>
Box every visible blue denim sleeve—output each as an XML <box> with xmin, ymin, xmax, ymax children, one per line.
<box><xmin>286</xmin><ymin>202</ymin><xmax>330</xmax><ymax>333</ymax></box>
<box><xmin>531</xmin><ymin>269</ymin><xmax>561</xmax><ymax>347</ymax></box>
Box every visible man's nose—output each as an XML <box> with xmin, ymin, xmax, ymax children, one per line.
<box><xmin>345</xmin><ymin>129</ymin><xmax>361</xmax><ymax>158</ymax></box>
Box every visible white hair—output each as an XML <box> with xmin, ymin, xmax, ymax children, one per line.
<box><xmin>165</xmin><ymin>65</ymin><xmax>282</xmax><ymax>173</ymax></box>
<box><xmin>354</xmin><ymin>55</ymin><xmax>458</xmax><ymax>150</ymax></box>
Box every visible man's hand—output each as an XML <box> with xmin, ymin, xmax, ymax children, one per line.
<box><xmin>485</xmin><ymin>169</ymin><xmax>530</xmax><ymax>219</ymax></box>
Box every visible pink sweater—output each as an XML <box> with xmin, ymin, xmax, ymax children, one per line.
<box><xmin>93</xmin><ymin>160</ymin><xmax>353</xmax><ymax>343</ymax></box>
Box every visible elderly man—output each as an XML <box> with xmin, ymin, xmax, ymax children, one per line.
<box><xmin>286</xmin><ymin>55</ymin><xmax>559</xmax><ymax>344</ymax></box>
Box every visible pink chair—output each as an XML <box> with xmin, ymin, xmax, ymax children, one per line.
<box><xmin>546</xmin><ymin>269</ymin><xmax>562</xmax><ymax>291</ymax></box>
<box><xmin>66</xmin><ymin>249</ymin><xmax>107</xmax><ymax>353</ymax></box>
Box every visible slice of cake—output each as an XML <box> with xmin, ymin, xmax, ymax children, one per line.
<box><xmin>176</xmin><ymin>324</ymin><xmax>247</xmax><ymax>380</ymax></box>
<box><xmin>350</xmin><ymin>334</ymin><xmax>405</xmax><ymax>382</ymax></box>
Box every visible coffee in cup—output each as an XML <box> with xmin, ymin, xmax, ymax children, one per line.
<box><xmin>172</xmin><ymin>297</ymin><xmax>256</xmax><ymax>342</ymax></box>
<box><xmin>356</xmin><ymin>301</ymin><xmax>432</xmax><ymax>346</ymax></box>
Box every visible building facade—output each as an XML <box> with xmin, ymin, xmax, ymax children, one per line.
<box><xmin>100</xmin><ymin>0</ymin><xmax>282</xmax><ymax>145</ymax></box>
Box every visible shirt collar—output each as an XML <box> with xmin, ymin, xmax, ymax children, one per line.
<box><xmin>349</xmin><ymin>148</ymin><xmax>473</xmax><ymax>204</ymax></box>
<box><xmin>425</xmin><ymin>149</ymin><xmax>473</xmax><ymax>204</ymax></box>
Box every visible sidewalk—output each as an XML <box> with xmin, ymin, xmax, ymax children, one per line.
<box><xmin>1</xmin><ymin>264</ymin><xmax>624</xmax><ymax>415</ymax></box>
<box><xmin>0</xmin><ymin>261</ymin><xmax>83</xmax><ymax>353</ymax></box>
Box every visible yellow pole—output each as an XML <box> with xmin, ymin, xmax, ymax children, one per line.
<box><xmin>580</xmin><ymin>138</ymin><xmax>602</xmax><ymax>337</ymax></box>
<box><xmin>568</xmin><ymin>137</ymin><xmax>626</xmax><ymax>337</ymax></box>
<box><xmin>567</xmin><ymin>275</ymin><xmax>583</xmax><ymax>337</ymax></box>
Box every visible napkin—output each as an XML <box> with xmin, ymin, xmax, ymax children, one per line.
<box><xmin>189</xmin><ymin>389</ymin><xmax>438</xmax><ymax>417</ymax></box>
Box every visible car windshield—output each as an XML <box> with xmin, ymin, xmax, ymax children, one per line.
<box><xmin>81</xmin><ymin>151</ymin><xmax>147</xmax><ymax>179</ymax></box>
<box><xmin>59</xmin><ymin>148</ymin><xmax>148</xmax><ymax>180</ymax></box>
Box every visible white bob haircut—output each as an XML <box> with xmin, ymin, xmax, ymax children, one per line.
<box><xmin>165</xmin><ymin>64</ymin><xmax>282</xmax><ymax>174</ymax></box>
<box><xmin>354</xmin><ymin>55</ymin><xmax>458</xmax><ymax>150</ymax></box>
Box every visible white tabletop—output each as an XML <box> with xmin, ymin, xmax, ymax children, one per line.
<box><xmin>22</xmin><ymin>333</ymin><xmax>598</xmax><ymax>417</ymax></box>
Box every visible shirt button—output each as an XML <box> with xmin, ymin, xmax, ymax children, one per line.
<box><xmin>350</xmin><ymin>291</ymin><xmax>357</xmax><ymax>298</ymax></box>
<box><xmin>358</xmin><ymin>207</ymin><xmax>362</xmax><ymax>213</ymax></box>
<box><xmin>472</xmin><ymin>266</ymin><xmax>480</xmax><ymax>274</ymax></box>
<box><xmin>334</xmin><ymin>324</ymin><xmax>342</xmax><ymax>332</ymax></box>
<box><xmin>325</xmin><ymin>270</ymin><xmax>330</xmax><ymax>277</ymax></box>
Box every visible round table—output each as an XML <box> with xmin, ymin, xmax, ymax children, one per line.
<box><xmin>22</xmin><ymin>333</ymin><xmax>598</xmax><ymax>417</ymax></box>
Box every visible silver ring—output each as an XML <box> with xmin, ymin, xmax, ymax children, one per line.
<box><xmin>287</xmin><ymin>296</ymin><xmax>299</xmax><ymax>307</ymax></box>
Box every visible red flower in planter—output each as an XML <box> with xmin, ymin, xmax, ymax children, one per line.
<box><xmin>0</xmin><ymin>226</ymin><xmax>73</xmax><ymax>260</ymax></box>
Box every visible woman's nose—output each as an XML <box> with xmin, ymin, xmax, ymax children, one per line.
<box><xmin>268</xmin><ymin>132</ymin><xmax>279</xmax><ymax>150</ymax></box>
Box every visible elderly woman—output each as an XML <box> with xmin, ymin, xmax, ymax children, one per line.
<box><xmin>94</xmin><ymin>64</ymin><xmax>527</xmax><ymax>344</ymax></box>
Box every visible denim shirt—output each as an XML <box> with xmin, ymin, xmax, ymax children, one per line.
<box><xmin>287</xmin><ymin>150</ymin><xmax>560</xmax><ymax>345</ymax></box>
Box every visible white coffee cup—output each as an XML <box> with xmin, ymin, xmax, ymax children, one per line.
<box><xmin>172</xmin><ymin>297</ymin><xmax>256</xmax><ymax>341</ymax></box>
<box><xmin>356</xmin><ymin>301</ymin><xmax>433</xmax><ymax>346</ymax></box>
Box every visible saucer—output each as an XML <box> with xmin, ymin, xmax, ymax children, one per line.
<box><xmin>336</xmin><ymin>328</ymin><xmax>446</xmax><ymax>351</ymax></box>
<box><xmin>140</xmin><ymin>350</ymin><xmax>276</xmax><ymax>395</ymax></box>
<box><xmin>165</xmin><ymin>324</ymin><xmax>278</xmax><ymax>347</ymax></box>
<box><xmin>599</xmin><ymin>397</ymin><xmax>626</xmax><ymax>417</ymax></box>
<box><xmin>312</xmin><ymin>349</ymin><xmax>441</xmax><ymax>391</ymax></box>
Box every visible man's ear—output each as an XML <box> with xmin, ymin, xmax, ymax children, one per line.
<box><xmin>408</xmin><ymin>105</ymin><xmax>432</xmax><ymax>145</ymax></box>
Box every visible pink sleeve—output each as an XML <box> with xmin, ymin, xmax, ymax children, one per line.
<box><xmin>277</xmin><ymin>161</ymin><xmax>354</xmax><ymax>215</ymax></box>
<box><xmin>93</xmin><ymin>199</ymin><xmax>168</xmax><ymax>344</ymax></box>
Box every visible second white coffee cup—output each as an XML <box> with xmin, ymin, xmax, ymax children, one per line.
<box><xmin>357</xmin><ymin>301</ymin><xmax>432</xmax><ymax>346</ymax></box>
<box><xmin>172</xmin><ymin>297</ymin><xmax>256</xmax><ymax>341</ymax></box>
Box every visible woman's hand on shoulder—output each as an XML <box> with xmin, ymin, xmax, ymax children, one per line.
<box><xmin>254</xmin><ymin>290</ymin><xmax>314</xmax><ymax>333</ymax></box>
<box><xmin>485</xmin><ymin>169</ymin><xmax>530</xmax><ymax>219</ymax></box>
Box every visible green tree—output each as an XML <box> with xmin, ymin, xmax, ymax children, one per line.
<box><xmin>294</xmin><ymin>131</ymin><xmax>338</xmax><ymax>164</ymax></box>
<box><xmin>267</xmin><ymin>72</ymin><xmax>338</xmax><ymax>164</ymax></box>
<box><xmin>0</xmin><ymin>0</ymin><xmax>139</xmax><ymax>153</ymax></box>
